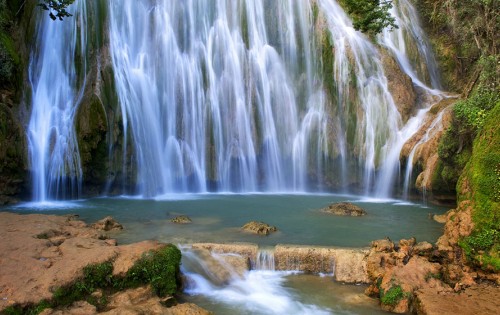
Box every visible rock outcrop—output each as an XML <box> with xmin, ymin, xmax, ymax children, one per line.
<box><xmin>274</xmin><ymin>245</ymin><xmax>369</xmax><ymax>283</ymax></box>
<box><xmin>320</xmin><ymin>202</ymin><xmax>367</xmax><ymax>216</ymax></box>
<box><xmin>91</xmin><ymin>216</ymin><xmax>124</xmax><ymax>231</ymax></box>
<box><xmin>0</xmin><ymin>213</ymin><xmax>203</xmax><ymax>314</ymax></box>
<box><xmin>241</xmin><ymin>221</ymin><xmax>278</xmax><ymax>235</ymax></box>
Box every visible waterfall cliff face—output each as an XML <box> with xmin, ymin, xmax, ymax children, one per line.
<box><xmin>26</xmin><ymin>0</ymin><xmax>446</xmax><ymax>200</ymax></box>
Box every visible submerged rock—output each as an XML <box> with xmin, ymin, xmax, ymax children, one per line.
<box><xmin>241</xmin><ymin>221</ymin><xmax>277</xmax><ymax>235</ymax></box>
<box><xmin>321</xmin><ymin>202</ymin><xmax>367</xmax><ymax>216</ymax></box>
<box><xmin>170</xmin><ymin>215</ymin><xmax>192</xmax><ymax>224</ymax></box>
<box><xmin>91</xmin><ymin>216</ymin><xmax>124</xmax><ymax>231</ymax></box>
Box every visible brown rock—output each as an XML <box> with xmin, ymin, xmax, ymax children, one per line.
<box><xmin>432</xmin><ymin>214</ymin><xmax>447</xmax><ymax>224</ymax></box>
<box><xmin>321</xmin><ymin>202</ymin><xmax>367</xmax><ymax>216</ymax></box>
<box><xmin>413</xmin><ymin>241</ymin><xmax>433</xmax><ymax>255</ymax></box>
<box><xmin>170</xmin><ymin>215</ymin><xmax>192</xmax><ymax>224</ymax></box>
<box><xmin>191</xmin><ymin>243</ymin><xmax>258</xmax><ymax>263</ymax></box>
<box><xmin>381</xmin><ymin>50</ymin><xmax>416</xmax><ymax>123</ymax></box>
<box><xmin>371</xmin><ymin>239</ymin><xmax>394</xmax><ymax>252</ymax></box>
<box><xmin>91</xmin><ymin>216</ymin><xmax>123</xmax><ymax>231</ymax></box>
<box><xmin>241</xmin><ymin>221</ymin><xmax>277</xmax><ymax>235</ymax></box>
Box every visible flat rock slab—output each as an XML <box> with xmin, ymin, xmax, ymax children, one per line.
<box><xmin>0</xmin><ymin>212</ymin><xmax>161</xmax><ymax>311</ymax></box>
<box><xmin>415</xmin><ymin>285</ymin><xmax>500</xmax><ymax>315</ymax></box>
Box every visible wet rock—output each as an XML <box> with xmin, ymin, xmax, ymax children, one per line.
<box><xmin>274</xmin><ymin>245</ymin><xmax>369</xmax><ymax>283</ymax></box>
<box><xmin>321</xmin><ymin>202</ymin><xmax>367</xmax><ymax>216</ymax></box>
<box><xmin>192</xmin><ymin>243</ymin><xmax>258</xmax><ymax>263</ymax></box>
<box><xmin>432</xmin><ymin>214</ymin><xmax>447</xmax><ymax>224</ymax></box>
<box><xmin>91</xmin><ymin>216</ymin><xmax>123</xmax><ymax>231</ymax></box>
<box><xmin>170</xmin><ymin>215</ymin><xmax>192</xmax><ymax>224</ymax></box>
<box><xmin>241</xmin><ymin>221</ymin><xmax>277</xmax><ymax>235</ymax></box>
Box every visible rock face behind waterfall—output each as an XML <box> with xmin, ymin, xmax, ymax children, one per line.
<box><xmin>321</xmin><ymin>202</ymin><xmax>367</xmax><ymax>216</ymax></box>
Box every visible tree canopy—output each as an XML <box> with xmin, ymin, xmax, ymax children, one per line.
<box><xmin>340</xmin><ymin>0</ymin><xmax>397</xmax><ymax>34</ymax></box>
<box><xmin>38</xmin><ymin>0</ymin><xmax>75</xmax><ymax>21</ymax></box>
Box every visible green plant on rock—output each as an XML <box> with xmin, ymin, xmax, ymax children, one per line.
<box><xmin>122</xmin><ymin>245</ymin><xmax>182</xmax><ymax>297</ymax></box>
<box><xmin>38</xmin><ymin>0</ymin><xmax>75</xmax><ymax>21</ymax></box>
<box><xmin>380</xmin><ymin>285</ymin><xmax>409</xmax><ymax>306</ymax></box>
<box><xmin>459</xmin><ymin>228</ymin><xmax>500</xmax><ymax>272</ymax></box>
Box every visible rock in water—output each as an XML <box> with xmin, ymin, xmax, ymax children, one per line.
<box><xmin>321</xmin><ymin>202</ymin><xmax>367</xmax><ymax>216</ymax></box>
<box><xmin>91</xmin><ymin>216</ymin><xmax>124</xmax><ymax>231</ymax></box>
<box><xmin>241</xmin><ymin>221</ymin><xmax>277</xmax><ymax>235</ymax></box>
<box><xmin>170</xmin><ymin>215</ymin><xmax>192</xmax><ymax>224</ymax></box>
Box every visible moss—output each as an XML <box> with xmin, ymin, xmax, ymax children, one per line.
<box><xmin>457</xmin><ymin>100</ymin><xmax>500</xmax><ymax>271</ymax></box>
<box><xmin>119</xmin><ymin>245</ymin><xmax>182</xmax><ymax>297</ymax></box>
<box><xmin>5</xmin><ymin>245</ymin><xmax>182</xmax><ymax>314</ymax></box>
<box><xmin>380</xmin><ymin>285</ymin><xmax>408</xmax><ymax>307</ymax></box>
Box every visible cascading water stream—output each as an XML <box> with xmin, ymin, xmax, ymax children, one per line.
<box><xmin>373</xmin><ymin>0</ymin><xmax>448</xmax><ymax>198</ymax></box>
<box><xmin>181</xmin><ymin>247</ymin><xmax>332</xmax><ymax>314</ymax></box>
<box><xmin>318</xmin><ymin>0</ymin><xmax>402</xmax><ymax>194</ymax></box>
<box><xmin>27</xmin><ymin>1</ymin><xmax>87</xmax><ymax>202</ymax></box>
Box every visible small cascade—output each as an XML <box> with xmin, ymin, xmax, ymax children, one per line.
<box><xmin>255</xmin><ymin>248</ymin><xmax>276</xmax><ymax>271</ymax></box>
<box><xmin>27</xmin><ymin>1</ymin><xmax>87</xmax><ymax>201</ymax></box>
<box><xmin>402</xmin><ymin>110</ymin><xmax>447</xmax><ymax>199</ymax></box>
<box><xmin>181</xmin><ymin>246</ymin><xmax>332</xmax><ymax>314</ymax></box>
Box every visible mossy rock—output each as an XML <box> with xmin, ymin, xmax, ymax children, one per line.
<box><xmin>241</xmin><ymin>221</ymin><xmax>278</xmax><ymax>236</ymax></box>
<box><xmin>321</xmin><ymin>202</ymin><xmax>367</xmax><ymax>216</ymax></box>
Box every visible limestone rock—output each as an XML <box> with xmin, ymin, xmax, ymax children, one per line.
<box><xmin>170</xmin><ymin>215</ymin><xmax>192</xmax><ymax>224</ymax></box>
<box><xmin>274</xmin><ymin>245</ymin><xmax>369</xmax><ymax>283</ymax></box>
<box><xmin>241</xmin><ymin>221</ymin><xmax>277</xmax><ymax>235</ymax></box>
<box><xmin>91</xmin><ymin>216</ymin><xmax>123</xmax><ymax>231</ymax></box>
<box><xmin>0</xmin><ymin>213</ymin><xmax>168</xmax><ymax>312</ymax></box>
<box><xmin>191</xmin><ymin>243</ymin><xmax>258</xmax><ymax>263</ymax></box>
<box><xmin>321</xmin><ymin>202</ymin><xmax>367</xmax><ymax>216</ymax></box>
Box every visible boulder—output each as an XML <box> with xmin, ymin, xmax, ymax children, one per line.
<box><xmin>91</xmin><ymin>216</ymin><xmax>123</xmax><ymax>231</ymax></box>
<box><xmin>241</xmin><ymin>221</ymin><xmax>277</xmax><ymax>235</ymax></box>
<box><xmin>321</xmin><ymin>202</ymin><xmax>367</xmax><ymax>216</ymax></box>
<box><xmin>170</xmin><ymin>215</ymin><xmax>192</xmax><ymax>224</ymax></box>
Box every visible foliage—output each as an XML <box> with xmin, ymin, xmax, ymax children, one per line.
<box><xmin>4</xmin><ymin>245</ymin><xmax>182</xmax><ymax>314</ymax></box>
<box><xmin>453</xmin><ymin>56</ymin><xmax>499</xmax><ymax>132</ymax></box>
<box><xmin>0</xmin><ymin>0</ymin><xmax>15</xmax><ymax>86</ymax></box>
<box><xmin>121</xmin><ymin>245</ymin><xmax>182</xmax><ymax>297</ymax></box>
<box><xmin>339</xmin><ymin>0</ymin><xmax>397</xmax><ymax>35</ymax></box>
<box><xmin>380</xmin><ymin>285</ymin><xmax>408</xmax><ymax>306</ymax></box>
<box><xmin>38</xmin><ymin>0</ymin><xmax>75</xmax><ymax>21</ymax></box>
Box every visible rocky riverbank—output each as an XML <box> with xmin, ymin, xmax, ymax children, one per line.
<box><xmin>0</xmin><ymin>212</ymin><xmax>210</xmax><ymax>314</ymax></box>
<box><xmin>1</xmin><ymin>212</ymin><xmax>498</xmax><ymax>314</ymax></box>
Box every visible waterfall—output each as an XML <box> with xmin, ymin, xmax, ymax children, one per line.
<box><xmin>26</xmin><ymin>0</ymin><xmax>449</xmax><ymax>199</ymax></box>
<box><xmin>380</xmin><ymin>0</ymin><xmax>442</xmax><ymax>91</ymax></box>
<box><xmin>108</xmin><ymin>0</ymin><xmax>327</xmax><ymax>196</ymax></box>
<box><xmin>255</xmin><ymin>248</ymin><xmax>276</xmax><ymax>271</ymax></box>
<box><xmin>318</xmin><ymin>0</ymin><xmax>402</xmax><ymax>194</ymax></box>
<box><xmin>27</xmin><ymin>1</ymin><xmax>87</xmax><ymax>201</ymax></box>
<box><xmin>373</xmin><ymin>0</ymin><xmax>446</xmax><ymax>198</ymax></box>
